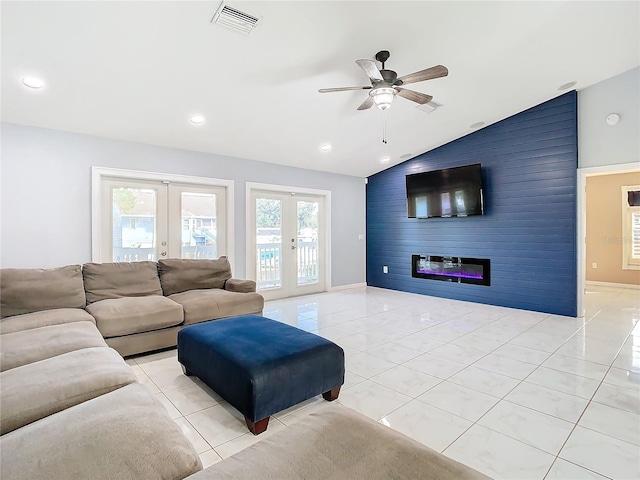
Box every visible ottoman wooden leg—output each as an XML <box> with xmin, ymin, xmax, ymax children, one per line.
<box><xmin>245</xmin><ymin>416</ymin><xmax>270</xmax><ymax>435</ymax></box>
<box><xmin>322</xmin><ymin>386</ymin><xmax>341</xmax><ymax>401</ymax></box>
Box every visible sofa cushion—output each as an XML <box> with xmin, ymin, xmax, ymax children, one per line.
<box><xmin>105</xmin><ymin>325</ymin><xmax>183</xmax><ymax>358</ymax></box>
<box><xmin>0</xmin><ymin>308</ymin><xmax>95</xmax><ymax>335</ymax></box>
<box><xmin>0</xmin><ymin>265</ymin><xmax>86</xmax><ymax>318</ymax></box>
<box><xmin>169</xmin><ymin>289</ymin><xmax>264</xmax><ymax>325</ymax></box>
<box><xmin>0</xmin><ymin>383</ymin><xmax>203</xmax><ymax>480</ymax></box>
<box><xmin>0</xmin><ymin>322</ymin><xmax>107</xmax><ymax>372</ymax></box>
<box><xmin>83</xmin><ymin>261</ymin><xmax>163</xmax><ymax>304</ymax></box>
<box><xmin>0</xmin><ymin>346</ymin><xmax>136</xmax><ymax>434</ymax></box>
<box><xmin>185</xmin><ymin>403</ymin><xmax>490</xmax><ymax>480</ymax></box>
<box><xmin>158</xmin><ymin>257</ymin><xmax>232</xmax><ymax>296</ymax></box>
<box><xmin>86</xmin><ymin>296</ymin><xmax>184</xmax><ymax>338</ymax></box>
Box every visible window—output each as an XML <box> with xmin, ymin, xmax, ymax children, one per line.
<box><xmin>622</xmin><ymin>185</ymin><xmax>640</xmax><ymax>270</ymax></box>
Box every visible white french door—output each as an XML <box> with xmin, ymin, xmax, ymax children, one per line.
<box><xmin>249</xmin><ymin>189</ymin><xmax>327</xmax><ymax>300</ymax></box>
<box><xmin>95</xmin><ymin>170</ymin><xmax>229</xmax><ymax>263</ymax></box>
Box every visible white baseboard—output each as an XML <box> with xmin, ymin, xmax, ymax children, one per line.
<box><xmin>329</xmin><ymin>282</ymin><xmax>367</xmax><ymax>291</ymax></box>
<box><xmin>586</xmin><ymin>280</ymin><xmax>640</xmax><ymax>290</ymax></box>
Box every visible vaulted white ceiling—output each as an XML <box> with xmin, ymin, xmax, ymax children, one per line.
<box><xmin>2</xmin><ymin>1</ymin><xmax>638</xmax><ymax>177</ymax></box>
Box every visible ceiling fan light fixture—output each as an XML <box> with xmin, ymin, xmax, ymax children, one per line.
<box><xmin>370</xmin><ymin>87</ymin><xmax>396</xmax><ymax>110</ymax></box>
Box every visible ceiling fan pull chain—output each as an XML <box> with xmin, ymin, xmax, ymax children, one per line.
<box><xmin>382</xmin><ymin>110</ymin><xmax>388</xmax><ymax>144</ymax></box>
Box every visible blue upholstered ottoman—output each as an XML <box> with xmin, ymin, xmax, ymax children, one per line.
<box><xmin>177</xmin><ymin>315</ymin><xmax>345</xmax><ymax>435</ymax></box>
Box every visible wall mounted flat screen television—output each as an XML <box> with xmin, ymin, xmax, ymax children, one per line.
<box><xmin>406</xmin><ymin>163</ymin><xmax>484</xmax><ymax>218</ymax></box>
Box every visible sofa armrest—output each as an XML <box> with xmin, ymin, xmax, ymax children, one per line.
<box><xmin>224</xmin><ymin>278</ymin><xmax>256</xmax><ymax>293</ymax></box>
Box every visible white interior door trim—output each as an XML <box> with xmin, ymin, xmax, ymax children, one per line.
<box><xmin>246</xmin><ymin>181</ymin><xmax>332</xmax><ymax>292</ymax></box>
<box><xmin>92</xmin><ymin>166</ymin><xmax>234</xmax><ymax>266</ymax></box>
<box><xmin>577</xmin><ymin>162</ymin><xmax>640</xmax><ymax>319</ymax></box>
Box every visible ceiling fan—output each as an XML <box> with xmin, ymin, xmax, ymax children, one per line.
<box><xmin>319</xmin><ymin>50</ymin><xmax>448</xmax><ymax>111</ymax></box>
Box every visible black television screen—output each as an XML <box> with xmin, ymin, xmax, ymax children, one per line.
<box><xmin>406</xmin><ymin>164</ymin><xmax>484</xmax><ymax>218</ymax></box>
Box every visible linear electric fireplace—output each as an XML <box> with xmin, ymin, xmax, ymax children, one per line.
<box><xmin>411</xmin><ymin>255</ymin><xmax>490</xmax><ymax>286</ymax></box>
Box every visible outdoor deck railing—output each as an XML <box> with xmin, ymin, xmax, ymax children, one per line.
<box><xmin>112</xmin><ymin>242</ymin><xmax>317</xmax><ymax>289</ymax></box>
<box><xmin>256</xmin><ymin>241</ymin><xmax>318</xmax><ymax>289</ymax></box>
<box><xmin>112</xmin><ymin>245</ymin><xmax>217</xmax><ymax>262</ymax></box>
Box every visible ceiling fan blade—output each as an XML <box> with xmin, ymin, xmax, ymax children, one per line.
<box><xmin>318</xmin><ymin>86</ymin><xmax>372</xmax><ymax>93</ymax></box>
<box><xmin>356</xmin><ymin>59</ymin><xmax>383</xmax><ymax>82</ymax></box>
<box><xmin>357</xmin><ymin>96</ymin><xmax>374</xmax><ymax>111</ymax></box>
<box><xmin>397</xmin><ymin>65</ymin><xmax>448</xmax><ymax>85</ymax></box>
<box><xmin>395</xmin><ymin>88</ymin><xmax>433</xmax><ymax>105</ymax></box>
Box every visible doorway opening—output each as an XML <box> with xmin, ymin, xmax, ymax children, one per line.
<box><xmin>577</xmin><ymin>164</ymin><xmax>640</xmax><ymax>317</ymax></box>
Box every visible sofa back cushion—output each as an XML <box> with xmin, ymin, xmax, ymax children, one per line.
<box><xmin>0</xmin><ymin>265</ymin><xmax>86</xmax><ymax>318</ymax></box>
<box><xmin>158</xmin><ymin>257</ymin><xmax>232</xmax><ymax>296</ymax></box>
<box><xmin>83</xmin><ymin>261</ymin><xmax>163</xmax><ymax>304</ymax></box>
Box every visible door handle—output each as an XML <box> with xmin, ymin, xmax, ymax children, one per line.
<box><xmin>291</xmin><ymin>245</ymin><xmax>297</xmax><ymax>250</ymax></box>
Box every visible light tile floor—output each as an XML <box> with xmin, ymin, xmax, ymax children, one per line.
<box><xmin>128</xmin><ymin>285</ymin><xmax>640</xmax><ymax>479</ymax></box>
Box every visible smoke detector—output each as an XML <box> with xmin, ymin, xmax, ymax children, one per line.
<box><xmin>211</xmin><ymin>3</ymin><xmax>260</xmax><ymax>35</ymax></box>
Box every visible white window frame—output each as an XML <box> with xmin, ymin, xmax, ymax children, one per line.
<box><xmin>92</xmin><ymin>167</ymin><xmax>234</xmax><ymax>266</ymax></box>
<box><xmin>622</xmin><ymin>184</ymin><xmax>640</xmax><ymax>270</ymax></box>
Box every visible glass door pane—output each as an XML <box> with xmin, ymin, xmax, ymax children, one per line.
<box><xmin>256</xmin><ymin>197</ymin><xmax>282</xmax><ymax>289</ymax></box>
<box><xmin>181</xmin><ymin>192</ymin><xmax>218</xmax><ymax>259</ymax></box>
<box><xmin>167</xmin><ymin>184</ymin><xmax>226</xmax><ymax>260</ymax></box>
<box><xmin>296</xmin><ymin>200</ymin><xmax>319</xmax><ymax>285</ymax></box>
<box><xmin>111</xmin><ymin>187</ymin><xmax>158</xmax><ymax>262</ymax></box>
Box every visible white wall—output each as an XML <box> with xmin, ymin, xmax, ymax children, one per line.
<box><xmin>0</xmin><ymin>124</ymin><xmax>366</xmax><ymax>287</ymax></box>
<box><xmin>578</xmin><ymin>67</ymin><xmax>639</xmax><ymax>168</ymax></box>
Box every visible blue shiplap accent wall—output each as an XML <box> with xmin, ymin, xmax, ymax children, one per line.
<box><xmin>366</xmin><ymin>91</ymin><xmax>577</xmax><ymax>316</ymax></box>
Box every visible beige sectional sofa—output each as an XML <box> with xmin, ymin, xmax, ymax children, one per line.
<box><xmin>0</xmin><ymin>257</ymin><xmax>261</xmax><ymax>479</ymax></box>
<box><xmin>0</xmin><ymin>256</ymin><xmax>264</xmax><ymax>356</ymax></box>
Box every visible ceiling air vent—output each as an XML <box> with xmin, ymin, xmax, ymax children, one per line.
<box><xmin>211</xmin><ymin>3</ymin><xmax>260</xmax><ymax>35</ymax></box>
<box><xmin>416</xmin><ymin>101</ymin><xmax>442</xmax><ymax>114</ymax></box>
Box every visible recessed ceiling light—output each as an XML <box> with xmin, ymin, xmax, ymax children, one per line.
<box><xmin>319</xmin><ymin>143</ymin><xmax>332</xmax><ymax>152</ymax></box>
<box><xmin>380</xmin><ymin>156</ymin><xmax>391</xmax><ymax>164</ymax></box>
<box><xmin>189</xmin><ymin>114</ymin><xmax>205</xmax><ymax>125</ymax></box>
<box><xmin>470</xmin><ymin>121</ymin><xmax>485</xmax><ymax>129</ymax></box>
<box><xmin>558</xmin><ymin>81</ymin><xmax>577</xmax><ymax>91</ymax></box>
<box><xmin>22</xmin><ymin>76</ymin><xmax>45</xmax><ymax>89</ymax></box>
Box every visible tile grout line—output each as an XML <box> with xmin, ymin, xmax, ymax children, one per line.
<box><xmin>417</xmin><ymin>307</ymin><xmax>613</xmax><ymax>475</ymax></box>
<box><xmin>542</xmin><ymin>328</ymin><xmax>638</xmax><ymax>478</ymax></box>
